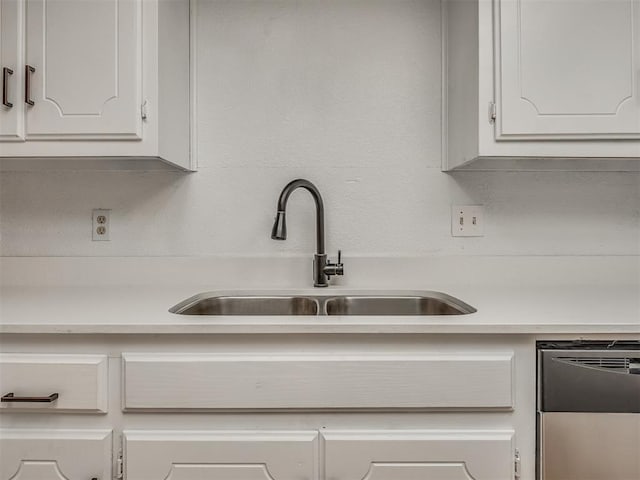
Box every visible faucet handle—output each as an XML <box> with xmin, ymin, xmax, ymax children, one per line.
<box><xmin>324</xmin><ymin>250</ymin><xmax>344</xmax><ymax>279</ymax></box>
<box><xmin>322</xmin><ymin>250</ymin><xmax>344</xmax><ymax>280</ymax></box>
<box><xmin>336</xmin><ymin>250</ymin><xmax>344</xmax><ymax>276</ymax></box>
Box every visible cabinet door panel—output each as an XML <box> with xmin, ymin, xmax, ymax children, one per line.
<box><xmin>322</xmin><ymin>430</ymin><xmax>514</xmax><ymax>480</ymax></box>
<box><xmin>359</xmin><ymin>463</ymin><xmax>474</xmax><ymax>480</ymax></box>
<box><xmin>124</xmin><ymin>431</ymin><xmax>318</xmax><ymax>480</ymax></box>
<box><xmin>164</xmin><ymin>464</ymin><xmax>276</xmax><ymax>480</ymax></box>
<box><xmin>0</xmin><ymin>0</ymin><xmax>24</xmax><ymax>141</ymax></box>
<box><xmin>0</xmin><ymin>429</ymin><xmax>111</xmax><ymax>480</ymax></box>
<box><xmin>24</xmin><ymin>0</ymin><xmax>141</xmax><ymax>139</ymax></box>
<box><xmin>497</xmin><ymin>0</ymin><xmax>640</xmax><ymax>139</ymax></box>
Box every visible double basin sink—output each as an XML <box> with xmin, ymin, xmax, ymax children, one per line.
<box><xmin>170</xmin><ymin>291</ymin><xmax>476</xmax><ymax>316</ymax></box>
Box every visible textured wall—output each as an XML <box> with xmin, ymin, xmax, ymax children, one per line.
<box><xmin>1</xmin><ymin>0</ymin><xmax>639</xmax><ymax>257</ymax></box>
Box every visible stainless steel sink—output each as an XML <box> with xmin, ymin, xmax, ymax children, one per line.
<box><xmin>170</xmin><ymin>291</ymin><xmax>475</xmax><ymax>316</ymax></box>
<box><xmin>170</xmin><ymin>295</ymin><xmax>319</xmax><ymax>316</ymax></box>
<box><xmin>324</xmin><ymin>294</ymin><xmax>474</xmax><ymax>316</ymax></box>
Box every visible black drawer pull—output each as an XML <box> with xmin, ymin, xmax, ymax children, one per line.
<box><xmin>1</xmin><ymin>392</ymin><xmax>59</xmax><ymax>403</ymax></box>
<box><xmin>25</xmin><ymin>65</ymin><xmax>35</xmax><ymax>106</ymax></box>
<box><xmin>2</xmin><ymin>67</ymin><xmax>13</xmax><ymax>108</ymax></box>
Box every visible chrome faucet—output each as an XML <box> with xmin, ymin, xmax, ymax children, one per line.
<box><xmin>271</xmin><ymin>179</ymin><xmax>344</xmax><ymax>287</ymax></box>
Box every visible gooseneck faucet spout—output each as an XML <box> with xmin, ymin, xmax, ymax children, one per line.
<box><xmin>271</xmin><ymin>179</ymin><xmax>343</xmax><ymax>287</ymax></box>
<box><xmin>271</xmin><ymin>179</ymin><xmax>325</xmax><ymax>254</ymax></box>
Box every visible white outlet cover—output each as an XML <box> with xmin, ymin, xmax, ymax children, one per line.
<box><xmin>452</xmin><ymin>205</ymin><xmax>484</xmax><ymax>237</ymax></box>
<box><xmin>92</xmin><ymin>209</ymin><xmax>111</xmax><ymax>241</ymax></box>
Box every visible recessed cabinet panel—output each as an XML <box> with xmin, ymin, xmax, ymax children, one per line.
<box><xmin>124</xmin><ymin>430</ymin><xmax>319</xmax><ymax>480</ymax></box>
<box><xmin>24</xmin><ymin>0</ymin><xmax>141</xmax><ymax>139</ymax></box>
<box><xmin>322</xmin><ymin>430</ymin><xmax>515</xmax><ymax>480</ymax></box>
<box><xmin>122</xmin><ymin>352</ymin><xmax>514</xmax><ymax>410</ymax></box>
<box><xmin>0</xmin><ymin>0</ymin><xmax>24</xmax><ymax>141</ymax></box>
<box><xmin>497</xmin><ymin>0</ymin><xmax>640</xmax><ymax>139</ymax></box>
<box><xmin>0</xmin><ymin>429</ymin><xmax>111</xmax><ymax>480</ymax></box>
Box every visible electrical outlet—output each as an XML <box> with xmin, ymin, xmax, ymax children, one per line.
<box><xmin>452</xmin><ymin>205</ymin><xmax>484</xmax><ymax>237</ymax></box>
<box><xmin>92</xmin><ymin>209</ymin><xmax>111</xmax><ymax>241</ymax></box>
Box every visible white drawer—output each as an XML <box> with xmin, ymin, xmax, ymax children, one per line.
<box><xmin>122</xmin><ymin>352</ymin><xmax>513</xmax><ymax>410</ymax></box>
<box><xmin>0</xmin><ymin>354</ymin><xmax>108</xmax><ymax>413</ymax></box>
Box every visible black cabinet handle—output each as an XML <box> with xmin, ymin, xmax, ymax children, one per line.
<box><xmin>2</xmin><ymin>67</ymin><xmax>13</xmax><ymax>108</ymax></box>
<box><xmin>1</xmin><ymin>392</ymin><xmax>59</xmax><ymax>403</ymax></box>
<box><xmin>25</xmin><ymin>65</ymin><xmax>35</xmax><ymax>106</ymax></box>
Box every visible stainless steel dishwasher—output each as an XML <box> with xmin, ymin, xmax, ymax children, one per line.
<box><xmin>538</xmin><ymin>340</ymin><xmax>640</xmax><ymax>480</ymax></box>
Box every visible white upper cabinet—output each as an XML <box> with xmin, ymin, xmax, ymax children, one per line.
<box><xmin>0</xmin><ymin>0</ymin><xmax>194</xmax><ymax>170</ymax></box>
<box><xmin>24</xmin><ymin>0</ymin><xmax>141</xmax><ymax>139</ymax></box>
<box><xmin>496</xmin><ymin>0</ymin><xmax>640</xmax><ymax>140</ymax></box>
<box><xmin>443</xmin><ymin>0</ymin><xmax>640</xmax><ymax>170</ymax></box>
<box><xmin>0</xmin><ymin>0</ymin><xmax>24</xmax><ymax>141</ymax></box>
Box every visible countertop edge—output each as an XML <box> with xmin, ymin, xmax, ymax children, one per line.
<box><xmin>2</xmin><ymin>323</ymin><xmax>639</xmax><ymax>335</ymax></box>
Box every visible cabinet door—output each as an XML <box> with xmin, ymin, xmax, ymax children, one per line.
<box><xmin>0</xmin><ymin>0</ymin><xmax>24</xmax><ymax>141</ymax></box>
<box><xmin>24</xmin><ymin>0</ymin><xmax>141</xmax><ymax>140</ymax></box>
<box><xmin>124</xmin><ymin>430</ymin><xmax>319</xmax><ymax>480</ymax></box>
<box><xmin>323</xmin><ymin>430</ymin><xmax>515</xmax><ymax>480</ymax></box>
<box><xmin>496</xmin><ymin>0</ymin><xmax>640</xmax><ymax>140</ymax></box>
<box><xmin>0</xmin><ymin>429</ymin><xmax>111</xmax><ymax>480</ymax></box>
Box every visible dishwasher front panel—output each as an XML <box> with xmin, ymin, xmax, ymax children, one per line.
<box><xmin>540</xmin><ymin>347</ymin><xmax>640</xmax><ymax>413</ymax></box>
<box><xmin>538</xmin><ymin>342</ymin><xmax>640</xmax><ymax>480</ymax></box>
<box><xmin>541</xmin><ymin>412</ymin><xmax>640</xmax><ymax>480</ymax></box>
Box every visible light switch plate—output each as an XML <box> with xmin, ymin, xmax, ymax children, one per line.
<box><xmin>452</xmin><ymin>205</ymin><xmax>484</xmax><ymax>237</ymax></box>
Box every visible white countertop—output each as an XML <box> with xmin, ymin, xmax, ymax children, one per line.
<box><xmin>1</xmin><ymin>256</ymin><xmax>639</xmax><ymax>335</ymax></box>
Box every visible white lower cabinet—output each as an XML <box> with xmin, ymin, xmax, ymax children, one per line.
<box><xmin>322</xmin><ymin>430</ymin><xmax>515</xmax><ymax>480</ymax></box>
<box><xmin>0</xmin><ymin>429</ymin><xmax>112</xmax><ymax>480</ymax></box>
<box><xmin>0</xmin><ymin>341</ymin><xmax>531</xmax><ymax>479</ymax></box>
<box><xmin>123</xmin><ymin>431</ymin><xmax>319</xmax><ymax>480</ymax></box>
<box><xmin>121</xmin><ymin>429</ymin><xmax>514</xmax><ymax>480</ymax></box>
